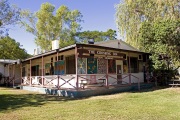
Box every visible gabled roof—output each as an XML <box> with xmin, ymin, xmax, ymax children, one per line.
<box><xmin>95</xmin><ymin>39</ymin><xmax>140</xmax><ymax>52</ymax></box>
<box><xmin>22</xmin><ymin>40</ymin><xmax>149</xmax><ymax>62</ymax></box>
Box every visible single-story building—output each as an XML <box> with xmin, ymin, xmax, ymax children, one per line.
<box><xmin>7</xmin><ymin>40</ymin><xmax>153</xmax><ymax>97</ymax></box>
<box><xmin>0</xmin><ymin>59</ymin><xmax>21</xmax><ymax>86</ymax></box>
<box><xmin>19</xmin><ymin>40</ymin><xmax>150</xmax><ymax>87</ymax></box>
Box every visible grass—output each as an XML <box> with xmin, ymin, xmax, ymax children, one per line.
<box><xmin>0</xmin><ymin>87</ymin><xmax>180</xmax><ymax>120</ymax></box>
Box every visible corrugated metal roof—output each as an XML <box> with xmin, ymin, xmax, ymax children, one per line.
<box><xmin>95</xmin><ymin>39</ymin><xmax>140</xmax><ymax>52</ymax></box>
<box><xmin>22</xmin><ymin>40</ymin><xmax>150</xmax><ymax>62</ymax></box>
<box><xmin>0</xmin><ymin>59</ymin><xmax>17</xmax><ymax>64</ymax></box>
<box><xmin>22</xmin><ymin>44</ymin><xmax>76</xmax><ymax>62</ymax></box>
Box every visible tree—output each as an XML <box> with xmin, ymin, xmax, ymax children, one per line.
<box><xmin>138</xmin><ymin>20</ymin><xmax>180</xmax><ymax>69</ymax></box>
<box><xmin>0</xmin><ymin>36</ymin><xmax>30</xmax><ymax>59</ymax></box>
<box><xmin>75</xmin><ymin>29</ymin><xmax>117</xmax><ymax>43</ymax></box>
<box><xmin>0</xmin><ymin>0</ymin><xmax>20</xmax><ymax>36</ymax></box>
<box><xmin>115</xmin><ymin>0</ymin><xmax>180</xmax><ymax>48</ymax></box>
<box><xmin>20</xmin><ymin>3</ymin><xmax>82</xmax><ymax>51</ymax></box>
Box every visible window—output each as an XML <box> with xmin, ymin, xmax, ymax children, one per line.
<box><xmin>138</xmin><ymin>61</ymin><xmax>144</xmax><ymax>72</ymax></box>
<box><xmin>45</xmin><ymin>63</ymin><xmax>54</xmax><ymax>75</ymax></box>
<box><xmin>123</xmin><ymin>60</ymin><xmax>128</xmax><ymax>73</ymax></box>
<box><xmin>45</xmin><ymin>63</ymin><xmax>50</xmax><ymax>75</ymax></box>
<box><xmin>56</xmin><ymin>55</ymin><xmax>64</xmax><ymax>61</ymax></box>
<box><xmin>22</xmin><ymin>67</ymin><xmax>26</xmax><ymax>77</ymax></box>
<box><xmin>108</xmin><ymin>59</ymin><xmax>116</xmax><ymax>74</ymax></box>
<box><xmin>127</xmin><ymin>57</ymin><xmax>138</xmax><ymax>73</ymax></box>
<box><xmin>61</xmin><ymin>55</ymin><xmax>64</xmax><ymax>60</ymax></box>
<box><xmin>31</xmin><ymin>65</ymin><xmax>39</xmax><ymax>76</ymax></box>
<box><xmin>66</xmin><ymin>55</ymin><xmax>75</xmax><ymax>74</ymax></box>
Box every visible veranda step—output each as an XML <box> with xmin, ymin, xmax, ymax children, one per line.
<box><xmin>13</xmin><ymin>85</ymin><xmax>22</xmax><ymax>89</ymax></box>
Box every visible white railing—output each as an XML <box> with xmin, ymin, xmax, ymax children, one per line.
<box><xmin>22</xmin><ymin>75</ymin><xmax>76</xmax><ymax>89</ymax></box>
<box><xmin>21</xmin><ymin>73</ymin><xmax>141</xmax><ymax>90</ymax></box>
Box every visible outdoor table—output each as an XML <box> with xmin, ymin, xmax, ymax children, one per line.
<box><xmin>98</xmin><ymin>78</ymin><xmax>106</xmax><ymax>85</ymax></box>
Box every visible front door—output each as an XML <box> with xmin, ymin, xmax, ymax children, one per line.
<box><xmin>117</xmin><ymin>65</ymin><xmax>122</xmax><ymax>84</ymax></box>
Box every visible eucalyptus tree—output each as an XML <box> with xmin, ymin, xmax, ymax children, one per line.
<box><xmin>0</xmin><ymin>0</ymin><xmax>20</xmax><ymax>36</ymax></box>
<box><xmin>75</xmin><ymin>29</ymin><xmax>117</xmax><ymax>43</ymax></box>
<box><xmin>21</xmin><ymin>3</ymin><xmax>82</xmax><ymax>51</ymax></box>
<box><xmin>115</xmin><ymin>0</ymin><xmax>180</xmax><ymax>48</ymax></box>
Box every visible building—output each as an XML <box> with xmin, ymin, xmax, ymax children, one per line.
<box><xmin>0</xmin><ymin>59</ymin><xmax>21</xmax><ymax>86</ymax></box>
<box><xmin>9</xmin><ymin>40</ymin><xmax>151</xmax><ymax>97</ymax></box>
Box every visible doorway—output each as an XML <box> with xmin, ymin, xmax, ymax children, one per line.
<box><xmin>117</xmin><ymin>65</ymin><xmax>122</xmax><ymax>84</ymax></box>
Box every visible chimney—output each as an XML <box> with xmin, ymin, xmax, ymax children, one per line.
<box><xmin>118</xmin><ymin>41</ymin><xmax>121</xmax><ymax>48</ymax></box>
<box><xmin>34</xmin><ymin>48</ymin><xmax>40</xmax><ymax>56</ymax></box>
<box><xmin>52</xmin><ymin>40</ymin><xmax>59</xmax><ymax>50</ymax></box>
<box><xmin>88</xmin><ymin>39</ymin><xmax>94</xmax><ymax>44</ymax></box>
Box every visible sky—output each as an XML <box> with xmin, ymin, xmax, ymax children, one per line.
<box><xmin>8</xmin><ymin>0</ymin><xmax>122</xmax><ymax>55</ymax></box>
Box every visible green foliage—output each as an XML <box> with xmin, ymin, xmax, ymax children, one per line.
<box><xmin>0</xmin><ymin>0</ymin><xmax>20</xmax><ymax>36</ymax></box>
<box><xmin>20</xmin><ymin>3</ymin><xmax>82</xmax><ymax>51</ymax></box>
<box><xmin>116</xmin><ymin>0</ymin><xmax>180</xmax><ymax>69</ymax></box>
<box><xmin>115</xmin><ymin>0</ymin><xmax>180</xmax><ymax>48</ymax></box>
<box><xmin>75</xmin><ymin>29</ymin><xmax>117</xmax><ymax>43</ymax></box>
<box><xmin>0</xmin><ymin>36</ymin><xmax>30</xmax><ymax>59</ymax></box>
<box><xmin>138</xmin><ymin>20</ymin><xmax>180</xmax><ymax>69</ymax></box>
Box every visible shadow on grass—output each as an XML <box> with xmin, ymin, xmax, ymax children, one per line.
<box><xmin>0</xmin><ymin>84</ymin><xmax>170</xmax><ymax>112</ymax></box>
<box><xmin>131</xmin><ymin>85</ymin><xmax>169</xmax><ymax>93</ymax></box>
<box><xmin>0</xmin><ymin>89</ymin><xmax>77</xmax><ymax>112</ymax></box>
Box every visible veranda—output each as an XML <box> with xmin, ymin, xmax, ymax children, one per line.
<box><xmin>10</xmin><ymin>42</ymin><xmax>150</xmax><ymax>91</ymax></box>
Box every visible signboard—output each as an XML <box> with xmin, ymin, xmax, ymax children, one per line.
<box><xmin>78</xmin><ymin>49</ymin><xmax>124</xmax><ymax>56</ymax></box>
<box><xmin>78</xmin><ymin>55</ymin><xmax>125</xmax><ymax>60</ymax></box>
<box><xmin>77</xmin><ymin>49</ymin><xmax>125</xmax><ymax>60</ymax></box>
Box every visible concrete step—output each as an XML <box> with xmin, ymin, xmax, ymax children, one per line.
<box><xmin>13</xmin><ymin>85</ymin><xmax>22</xmax><ymax>89</ymax></box>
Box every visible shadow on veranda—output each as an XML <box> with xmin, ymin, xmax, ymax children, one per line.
<box><xmin>0</xmin><ymin>87</ymin><xmax>77</xmax><ymax>112</ymax></box>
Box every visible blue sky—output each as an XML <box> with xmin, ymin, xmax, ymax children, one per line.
<box><xmin>8</xmin><ymin>0</ymin><xmax>121</xmax><ymax>54</ymax></box>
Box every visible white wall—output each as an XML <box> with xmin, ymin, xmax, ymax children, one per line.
<box><xmin>0</xmin><ymin>64</ymin><xmax>21</xmax><ymax>84</ymax></box>
<box><xmin>14</xmin><ymin>64</ymin><xmax>21</xmax><ymax>84</ymax></box>
<box><xmin>0</xmin><ymin>63</ymin><xmax>9</xmax><ymax>76</ymax></box>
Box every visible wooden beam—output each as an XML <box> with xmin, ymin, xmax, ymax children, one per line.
<box><xmin>75</xmin><ymin>46</ymin><xmax>79</xmax><ymax>90</ymax></box>
<box><xmin>41</xmin><ymin>56</ymin><xmax>44</xmax><ymax>86</ymax></box>
<box><xmin>128</xmin><ymin>52</ymin><xmax>131</xmax><ymax>85</ymax></box>
<box><xmin>20</xmin><ymin>63</ymin><xmax>22</xmax><ymax>85</ymax></box>
<box><xmin>106</xmin><ymin>59</ymin><xmax>109</xmax><ymax>87</ymax></box>
<box><xmin>30</xmin><ymin>60</ymin><xmax>32</xmax><ymax>86</ymax></box>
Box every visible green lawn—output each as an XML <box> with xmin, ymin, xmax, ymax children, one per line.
<box><xmin>0</xmin><ymin>87</ymin><xmax>180</xmax><ymax>120</ymax></box>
